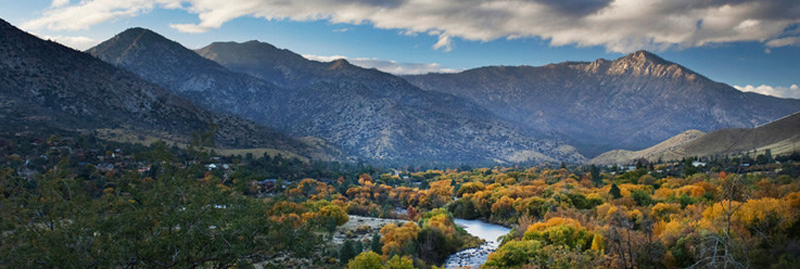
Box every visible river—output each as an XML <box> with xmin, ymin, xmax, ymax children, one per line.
<box><xmin>444</xmin><ymin>219</ymin><xmax>511</xmax><ymax>269</ymax></box>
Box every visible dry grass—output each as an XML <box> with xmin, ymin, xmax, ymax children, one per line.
<box><xmin>86</xmin><ymin>128</ymin><xmax>307</xmax><ymax>160</ymax></box>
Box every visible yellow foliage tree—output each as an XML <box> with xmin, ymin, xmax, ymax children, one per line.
<box><xmin>380</xmin><ymin>222</ymin><xmax>420</xmax><ymax>258</ymax></box>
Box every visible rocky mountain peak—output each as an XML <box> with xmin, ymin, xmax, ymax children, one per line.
<box><xmin>624</xmin><ymin>50</ymin><xmax>669</xmax><ymax>64</ymax></box>
<box><xmin>607</xmin><ymin>50</ymin><xmax>695</xmax><ymax>79</ymax></box>
<box><xmin>328</xmin><ymin>58</ymin><xmax>352</xmax><ymax>70</ymax></box>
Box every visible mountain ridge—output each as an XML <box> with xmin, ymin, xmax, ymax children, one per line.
<box><xmin>404</xmin><ymin>51</ymin><xmax>800</xmax><ymax>157</ymax></box>
<box><xmin>0</xmin><ymin>19</ymin><xmax>337</xmax><ymax>160</ymax></box>
<box><xmin>90</xmin><ymin>31</ymin><xmax>584</xmax><ymax>165</ymax></box>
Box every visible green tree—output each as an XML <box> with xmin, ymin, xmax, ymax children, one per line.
<box><xmin>340</xmin><ymin>240</ymin><xmax>362</xmax><ymax>264</ymax></box>
<box><xmin>590</xmin><ymin>164</ymin><xmax>601</xmax><ymax>186</ymax></box>
<box><xmin>631</xmin><ymin>189</ymin><xmax>654</xmax><ymax>206</ymax></box>
<box><xmin>683</xmin><ymin>158</ymin><xmax>698</xmax><ymax>177</ymax></box>
<box><xmin>371</xmin><ymin>233</ymin><xmax>383</xmax><ymax>254</ymax></box>
<box><xmin>609</xmin><ymin>183</ymin><xmax>622</xmax><ymax>199</ymax></box>
<box><xmin>484</xmin><ymin>240</ymin><xmax>543</xmax><ymax>268</ymax></box>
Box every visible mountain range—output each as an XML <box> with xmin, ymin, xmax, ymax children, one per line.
<box><xmin>405</xmin><ymin>52</ymin><xmax>800</xmax><ymax>157</ymax></box>
<box><xmin>2</xmin><ymin>16</ymin><xmax>798</xmax><ymax>165</ymax></box>
<box><xmin>88</xmin><ymin>29</ymin><xmax>584</xmax><ymax>165</ymax></box>
<box><xmin>0</xmin><ymin>19</ymin><xmax>337</xmax><ymax>160</ymax></box>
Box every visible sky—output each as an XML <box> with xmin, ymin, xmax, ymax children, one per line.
<box><xmin>1</xmin><ymin>0</ymin><xmax>799</xmax><ymax>98</ymax></box>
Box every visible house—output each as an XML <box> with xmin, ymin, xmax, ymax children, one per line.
<box><xmin>137</xmin><ymin>166</ymin><xmax>151</xmax><ymax>173</ymax></box>
<box><xmin>691</xmin><ymin>161</ymin><xmax>707</xmax><ymax>167</ymax></box>
<box><xmin>96</xmin><ymin>162</ymin><xmax>115</xmax><ymax>172</ymax></box>
<box><xmin>255</xmin><ymin>179</ymin><xmax>278</xmax><ymax>192</ymax></box>
<box><xmin>257</xmin><ymin>179</ymin><xmax>277</xmax><ymax>188</ymax></box>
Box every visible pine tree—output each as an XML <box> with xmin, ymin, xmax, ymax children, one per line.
<box><xmin>609</xmin><ymin>183</ymin><xmax>622</xmax><ymax>199</ymax></box>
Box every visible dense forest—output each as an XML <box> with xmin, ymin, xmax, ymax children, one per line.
<box><xmin>2</xmin><ymin>131</ymin><xmax>800</xmax><ymax>268</ymax></box>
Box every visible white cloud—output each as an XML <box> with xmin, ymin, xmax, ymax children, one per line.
<box><xmin>432</xmin><ymin>34</ymin><xmax>453</xmax><ymax>52</ymax></box>
<box><xmin>766</xmin><ymin>36</ymin><xmax>800</xmax><ymax>47</ymax></box>
<box><xmin>302</xmin><ymin>54</ymin><xmax>461</xmax><ymax>75</ymax></box>
<box><xmin>302</xmin><ymin>54</ymin><xmax>349</xmax><ymax>62</ymax></box>
<box><xmin>24</xmin><ymin>0</ymin><xmax>156</xmax><ymax>31</ymax></box>
<box><xmin>734</xmin><ymin>84</ymin><xmax>800</xmax><ymax>99</ymax></box>
<box><xmin>51</xmin><ymin>0</ymin><xmax>70</xmax><ymax>8</ymax></box>
<box><xmin>22</xmin><ymin>0</ymin><xmax>800</xmax><ymax>53</ymax></box>
<box><xmin>37</xmin><ymin>34</ymin><xmax>99</xmax><ymax>50</ymax></box>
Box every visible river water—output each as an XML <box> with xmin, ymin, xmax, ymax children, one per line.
<box><xmin>444</xmin><ymin>219</ymin><xmax>511</xmax><ymax>269</ymax></box>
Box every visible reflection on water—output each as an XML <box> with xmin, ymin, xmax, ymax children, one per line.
<box><xmin>444</xmin><ymin>219</ymin><xmax>511</xmax><ymax>269</ymax></box>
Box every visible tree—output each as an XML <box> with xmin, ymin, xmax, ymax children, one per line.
<box><xmin>424</xmin><ymin>179</ymin><xmax>453</xmax><ymax>209</ymax></box>
<box><xmin>320</xmin><ymin>204</ymin><xmax>349</xmax><ymax>226</ymax></box>
<box><xmin>610</xmin><ymin>183</ymin><xmax>622</xmax><ymax>199</ymax></box>
<box><xmin>491</xmin><ymin>196</ymin><xmax>516</xmax><ymax>221</ymax></box>
<box><xmin>691</xmin><ymin>173</ymin><xmax>749</xmax><ymax>269</ymax></box>
<box><xmin>484</xmin><ymin>240</ymin><xmax>543</xmax><ymax>268</ymax></box>
<box><xmin>370</xmin><ymin>233</ymin><xmax>383</xmax><ymax>254</ymax></box>
<box><xmin>590</xmin><ymin>164</ymin><xmax>601</xmax><ymax>186</ymax></box>
<box><xmin>380</xmin><ymin>222</ymin><xmax>420</xmax><ymax>259</ymax></box>
<box><xmin>631</xmin><ymin>189</ymin><xmax>654</xmax><ymax>206</ymax></box>
<box><xmin>340</xmin><ymin>240</ymin><xmax>362</xmax><ymax>264</ymax></box>
<box><xmin>384</xmin><ymin>255</ymin><xmax>415</xmax><ymax>269</ymax></box>
<box><xmin>523</xmin><ymin>217</ymin><xmax>593</xmax><ymax>250</ymax></box>
<box><xmin>346</xmin><ymin>251</ymin><xmax>383</xmax><ymax>269</ymax></box>
<box><xmin>683</xmin><ymin>158</ymin><xmax>698</xmax><ymax>177</ymax></box>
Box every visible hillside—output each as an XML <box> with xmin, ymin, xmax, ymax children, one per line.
<box><xmin>591</xmin><ymin>112</ymin><xmax>800</xmax><ymax>164</ymax></box>
<box><xmin>589</xmin><ymin>130</ymin><xmax>706</xmax><ymax>165</ymax></box>
<box><xmin>404</xmin><ymin>51</ymin><xmax>800</xmax><ymax>157</ymax></box>
<box><xmin>89</xmin><ymin>33</ymin><xmax>584</xmax><ymax>165</ymax></box>
<box><xmin>0</xmin><ymin>19</ymin><xmax>336</xmax><ymax>160</ymax></box>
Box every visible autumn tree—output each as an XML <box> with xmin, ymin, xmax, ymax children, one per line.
<box><xmin>692</xmin><ymin>173</ymin><xmax>749</xmax><ymax>269</ymax></box>
<box><xmin>380</xmin><ymin>222</ymin><xmax>420</xmax><ymax>259</ymax></box>
<box><xmin>423</xmin><ymin>179</ymin><xmax>453</xmax><ymax>209</ymax></box>
<box><xmin>347</xmin><ymin>251</ymin><xmax>383</xmax><ymax>269</ymax></box>
<box><xmin>384</xmin><ymin>255</ymin><xmax>415</xmax><ymax>269</ymax></box>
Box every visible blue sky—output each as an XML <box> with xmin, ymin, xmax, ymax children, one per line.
<box><xmin>2</xmin><ymin>0</ymin><xmax>799</xmax><ymax>98</ymax></box>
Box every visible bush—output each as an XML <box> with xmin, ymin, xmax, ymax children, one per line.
<box><xmin>631</xmin><ymin>189</ymin><xmax>654</xmax><ymax>206</ymax></box>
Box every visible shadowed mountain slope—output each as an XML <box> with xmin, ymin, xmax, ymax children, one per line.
<box><xmin>0</xmin><ymin>19</ymin><xmax>336</xmax><ymax>160</ymax></box>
